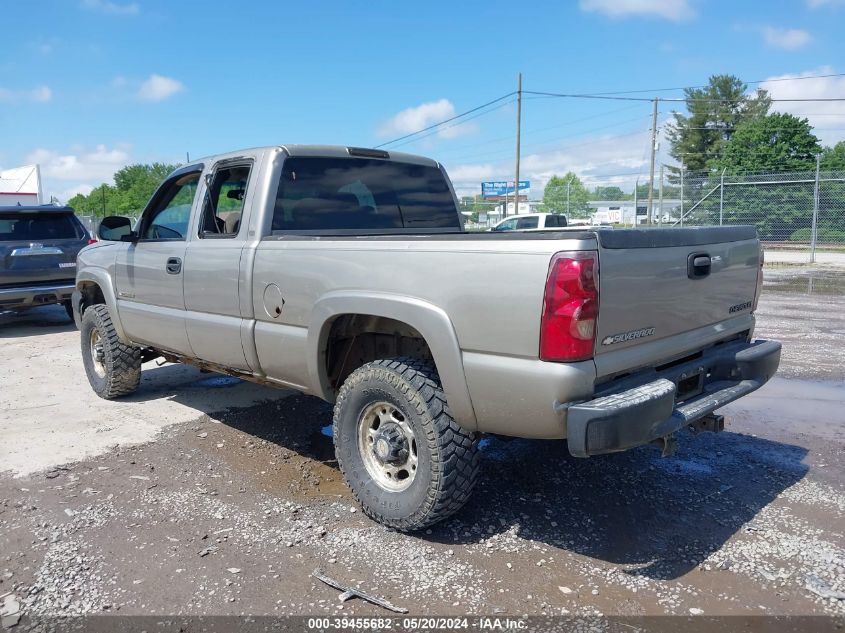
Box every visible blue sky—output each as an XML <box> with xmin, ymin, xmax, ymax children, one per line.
<box><xmin>2</xmin><ymin>0</ymin><xmax>844</xmax><ymax>201</ymax></box>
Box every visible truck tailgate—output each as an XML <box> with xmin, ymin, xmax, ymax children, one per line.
<box><xmin>0</xmin><ymin>211</ymin><xmax>86</xmax><ymax>288</ymax></box>
<box><xmin>594</xmin><ymin>226</ymin><xmax>760</xmax><ymax>369</ymax></box>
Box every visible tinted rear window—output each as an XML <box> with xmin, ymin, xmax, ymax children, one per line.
<box><xmin>271</xmin><ymin>157</ymin><xmax>459</xmax><ymax>232</ymax></box>
<box><xmin>545</xmin><ymin>214</ymin><xmax>566</xmax><ymax>227</ymax></box>
<box><xmin>0</xmin><ymin>213</ymin><xmax>82</xmax><ymax>241</ymax></box>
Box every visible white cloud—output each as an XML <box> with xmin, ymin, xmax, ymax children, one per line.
<box><xmin>377</xmin><ymin>99</ymin><xmax>477</xmax><ymax>141</ymax></box>
<box><xmin>56</xmin><ymin>184</ymin><xmax>95</xmax><ymax>203</ymax></box>
<box><xmin>137</xmin><ymin>74</ymin><xmax>185</xmax><ymax>102</ymax></box>
<box><xmin>31</xmin><ymin>86</ymin><xmax>52</xmax><ymax>102</ymax></box>
<box><xmin>444</xmin><ymin>127</ymin><xmax>654</xmax><ymax>199</ymax></box>
<box><xmin>31</xmin><ymin>38</ymin><xmax>57</xmax><ymax>55</ymax></box>
<box><xmin>760</xmin><ymin>67</ymin><xmax>845</xmax><ymax>144</ymax></box>
<box><xmin>0</xmin><ymin>85</ymin><xmax>53</xmax><ymax>104</ymax></box>
<box><xmin>579</xmin><ymin>0</ymin><xmax>694</xmax><ymax>21</ymax></box>
<box><xmin>24</xmin><ymin>144</ymin><xmax>134</xmax><ymax>203</ymax></box>
<box><xmin>762</xmin><ymin>26</ymin><xmax>812</xmax><ymax>50</ymax></box>
<box><xmin>81</xmin><ymin>0</ymin><xmax>140</xmax><ymax>15</ymax></box>
<box><xmin>26</xmin><ymin>144</ymin><xmax>132</xmax><ymax>183</ymax></box>
<box><xmin>806</xmin><ymin>0</ymin><xmax>843</xmax><ymax>7</ymax></box>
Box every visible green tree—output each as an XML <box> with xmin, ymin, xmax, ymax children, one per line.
<box><xmin>113</xmin><ymin>163</ymin><xmax>180</xmax><ymax>213</ymax></box>
<box><xmin>62</xmin><ymin>162</ymin><xmax>180</xmax><ymax>218</ymax></box>
<box><xmin>714</xmin><ymin>114</ymin><xmax>822</xmax><ymax>240</ymax></box>
<box><xmin>821</xmin><ymin>141</ymin><xmax>845</xmax><ymax>170</ymax></box>
<box><xmin>542</xmin><ymin>173</ymin><xmax>589</xmax><ymax>217</ymax></box>
<box><xmin>666</xmin><ymin>74</ymin><xmax>771</xmax><ymax>173</ymax></box>
<box><xmin>591</xmin><ymin>185</ymin><xmax>626</xmax><ymax>200</ymax></box>
<box><xmin>718</xmin><ymin>113</ymin><xmax>821</xmax><ymax>174</ymax></box>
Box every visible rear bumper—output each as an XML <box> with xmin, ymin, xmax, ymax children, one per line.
<box><xmin>565</xmin><ymin>339</ymin><xmax>781</xmax><ymax>457</ymax></box>
<box><xmin>0</xmin><ymin>282</ymin><xmax>75</xmax><ymax>311</ymax></box>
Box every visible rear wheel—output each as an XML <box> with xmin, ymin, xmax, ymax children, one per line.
<box><xmin>333</xmin><ymin>357</ymin><xmax>480</xmax><ymax>531</ymax></box>
<box><xmin>81</xmin><ymin>304</ymin><xmax>141</xmax><ymax>399</ymax></box>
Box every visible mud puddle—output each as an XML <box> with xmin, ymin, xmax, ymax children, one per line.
<box><xmin>187</xmin><ymin>395</ymin><xmax>349</xmax><ymax>500</ymax></box>
<box><xmin>764</xmin><ymin>269</ymin><xmax>845</xmax><ymax>296</ymax></box>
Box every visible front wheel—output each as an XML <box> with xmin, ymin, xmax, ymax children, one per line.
<box><xmin>80</xmin><ymin>304</ymin><xmax>141</xmax><ymax>399</ymax></box>
<box><xmin>333</xmin><ymin>357</ymin><xmax>480</xmax><ymax>531</ymax></box>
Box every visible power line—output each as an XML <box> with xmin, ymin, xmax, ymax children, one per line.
<box><xmin>427</xmin><ymin>104</ymin><xmax>645</xmax><ymax>160</ymax></box>
<box><xmin>440</xmin><ymin>116</ymin><xmax>652</xmax><ymax>165</ymax></box>
<box><xmin>523</xmin><ymin>90</ymin><xmax>845</xmax><ymax>103</ymax></box>
<box><xmin>375</xmin><ymin>92</ymin><xmax>515</xmax><ymax>148</ymax></box>
<box><xmin>674</xmin><ymin>126</ymin><xmax>845</xmax><ymax>131</ymax></box>
<box><xmin>561</xmin><ymin>71</ymin><xmax>845</xmax><ymax>97</ymax></box>
<box><xmin>387</xmin><ymin>98</ymin><xmax>516</xmax><ymax>150</ymax></box>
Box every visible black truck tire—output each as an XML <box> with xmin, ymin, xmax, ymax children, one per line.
<box><xmin>81</xmin><ymin>304</ymin><xmax>141</xmax><ymax>399</ymax></box>
<box><xmin>333</xmin><ymin>357</ymin><xmax>480</xmax><ymax>531</ymax></box>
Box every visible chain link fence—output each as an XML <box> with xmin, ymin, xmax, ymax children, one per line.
<box><xmin>455</xmin><ymin>169</ymin><xmax>845</xmax><ymax>263</ymax></box>
<box><xmin>672</xmin><ymin>169</ymin><xmax>845</xmax><ymax>264</ymax></box>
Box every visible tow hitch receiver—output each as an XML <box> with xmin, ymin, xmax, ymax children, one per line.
<box><xmin>691</xmin><ymin>413</ymin><xmax>725</xmax><ymax>434</ymax></box>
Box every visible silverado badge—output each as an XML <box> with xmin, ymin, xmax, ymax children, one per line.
<box><xmin>602</xmin><ymin>327</ymin><xmax>656</xmax><ymax>346</ymax></box>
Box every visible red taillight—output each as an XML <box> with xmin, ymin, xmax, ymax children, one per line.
<box><xmin>87</xmin><ymin>238</ymin><xmax>97</xmax><ymax>245</ymax></box>
<box><xmin>540</xmin><ymin>251</ymin><xmax>599</xmax><ymax>362</ymax></box>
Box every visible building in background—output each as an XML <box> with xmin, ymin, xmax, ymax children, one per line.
<box><xmin>0</xmin><ymin>165</ymin><xmax>43</xmax><ymax>206</ymax></box>
<box><xmin>588</xmin><ymin>199</ymin><xmax>681</xmax><ymax>225</ymax></box>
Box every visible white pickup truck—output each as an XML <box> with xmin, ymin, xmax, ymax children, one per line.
<box><xmin>73</xmin><ymin>145</ymin><xmax>780</xmax><ymax>530</ymax></box>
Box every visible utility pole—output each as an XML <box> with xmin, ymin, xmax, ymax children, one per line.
<box><xmin>719</xmin><ymin>167</ymin><xmax>726</xmax><ymax>225</ymax></box>
<box><xmin>633</xmin><ymin>178</ymin><xmax>639</xmax><ymax>227</ymax></box>
<box><xmin>658</xmin><ymin>164</ymin><xmax>664</xmax><ymax>227</ymax></box>
<box><xmin>514</xmin><ymin>72</ymin><xmax>522</xmax><ymax>217</ymax></box>
<box><xmin>646</xmin><ymin>97</ymin><xmax>658</xmax><ymax>226</ymax></box>
<box><xmin>679</xmin><ymin>163</ymin><xmax>685</xmax><ymax>227</ymax></box>
<box><xmin>566</xmin><ymin>178</ymin><xmax>571</xmax><ymax>217</ymax></box>
<box><xmin>811</xmin><ymin>153</ymin><xmax>821</xmax><ymax>264</ymax></box>
<box><xmin>101</xmin><ymin>187</ymin><xmax>106</xmax><ymax>218</ymax></box>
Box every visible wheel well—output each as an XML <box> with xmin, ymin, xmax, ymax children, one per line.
<box><xmin>78</xmin><ymin>281</ymin><xmax>106</xmax><ymax>314</ymax></box>
<box><xmin>325</xmin><ymin>314</ymin><xmax>434</xmax><ymax>390</ymax></box>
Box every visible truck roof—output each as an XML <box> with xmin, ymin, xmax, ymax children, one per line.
<box><xmin>189</xmin><ymin>145</ymin><xmax>440</xmax><ymax>170</ymax></box>
<box><xmin>0</xmin><ymin>205</ymin><xmax>75</xmax><ymax>214</ymax></box>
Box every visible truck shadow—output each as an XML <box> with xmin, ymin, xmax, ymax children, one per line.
<box><xmin>439</xmin><ymin>430</ymin><xmax>808</xmax><ymax>581</ymax></box>
<box><xmin>178</xmin><ymin>384</ymin><xmax>808</xmax><ymax>582</ymax></box>
<box><xmin>0</xmin><ymin>304</ymin><xmax>76</xmax><ymax>338</ymax></box>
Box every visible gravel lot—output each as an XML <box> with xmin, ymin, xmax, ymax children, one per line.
<box><xmin>1</xmin><ymin>267</ymin><xmax>844</xmax><ymax>624</ymax></box>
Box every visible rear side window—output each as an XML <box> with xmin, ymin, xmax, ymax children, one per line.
<box><xmin>545</xmin><ymin>214</ymin><xmax>566</xmax><ymax>228</ymax></box>
<box><xmin>516</xmin><ymin>216</ymin><xmax>539</xmax><ymax>229</ymax></box>
<box><xmin>271</xmin><ymin>157</ymin><xmax>459</xmax><ymax>232</ymax></box>
<box><xmin>0</xmin><ymin>213</ymin><xmax>82</xmax><ymax>241</ymax></box>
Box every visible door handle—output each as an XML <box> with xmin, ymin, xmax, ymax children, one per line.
<box><xmin>166</xmin><ymin>257</ymin><xmax>182</xmax><ymax>275</ymax></box>
<box><xmin>687</xmin><ymin>252</ymin><xmax>711</xmax><ymax>279</ymax></box>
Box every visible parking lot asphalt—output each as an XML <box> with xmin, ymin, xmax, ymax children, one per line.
<box><xmin>1</xmin><ymin>267</ymin><xmax>843</xmax><ymax>620</ymax></box>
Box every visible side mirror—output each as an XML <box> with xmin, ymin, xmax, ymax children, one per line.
<box><xmin>98</xmin><ymin>216</ymin><xmax>133</xmax><ymax>241</ymax></box>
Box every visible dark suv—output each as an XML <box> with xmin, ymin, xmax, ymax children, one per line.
<box><xmin>0</xmin><ymin>205</ymin><xmax>93</xmax><ymax>319</ymax></box>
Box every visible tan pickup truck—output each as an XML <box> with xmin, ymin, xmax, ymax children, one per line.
<box><xmin>73</xmin><ymin>145</ymin><xmax>780</xmax><ymax>530</ymax></box>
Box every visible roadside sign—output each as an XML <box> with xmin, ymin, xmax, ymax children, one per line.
<box><xmin>481</xmin><ymin>180</ymin><xmax>530</xmax><ymax>199</ymax></box>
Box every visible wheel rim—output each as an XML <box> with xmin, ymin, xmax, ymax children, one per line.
<box><xmin>89</xmin><ymin>328</ymin><xmax>106</xmax><ymax>378</ymax></box>
<box><xmin>357</xmin><ymin>401</ymin><xmax>418</xmax><ymax>492</ymax></box>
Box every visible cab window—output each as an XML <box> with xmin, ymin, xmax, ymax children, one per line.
<box><xmin>140</xmin><ymin>172</ymin><xmax>200</xmax><ymax>240</ymax></box>
<box><xmin>493</xmin><ymin>218</ymin><xmax>518</xmax><ymax>231</ymax></box>
<box><xmin>199</xmin><ymin>163</ymin><xmax>252</xmax><ymax>238</ymax></box>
